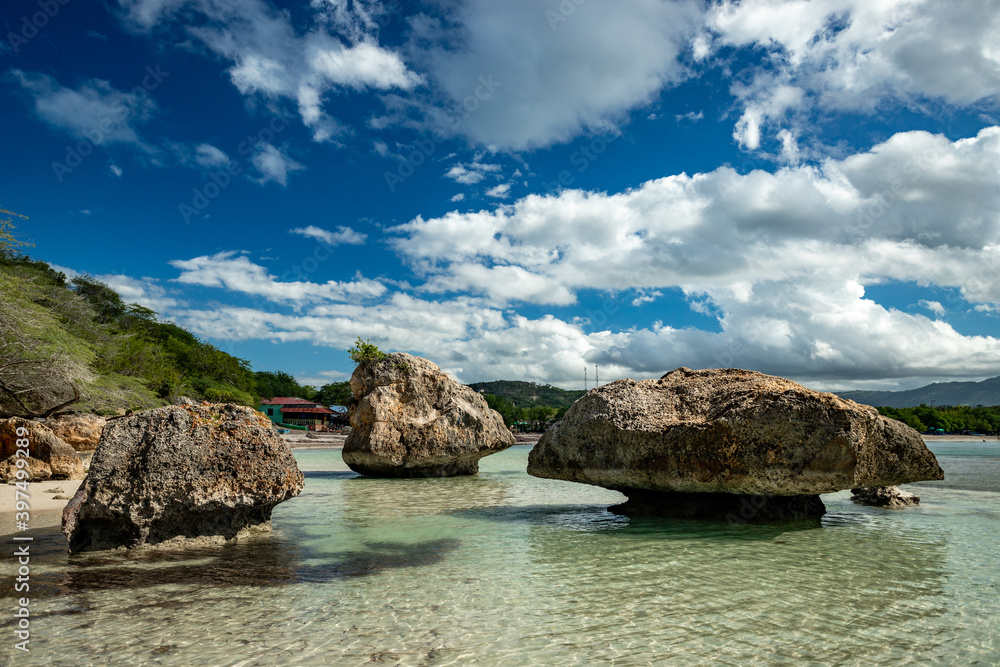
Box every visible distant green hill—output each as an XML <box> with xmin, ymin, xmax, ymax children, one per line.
<box><xmin>0</xmin><ymin>251</ymin><xmax>260</xmax><ymax>416</ymax></box>
<box><xmin>837</xmin><ymin>376</ymin><xmax>1000</xmax><ymax>408</ymax></box>
<box><xmin>468</xmin><ymin>380</ymin><xmax>585</xmax><ymax>409</ymax></box>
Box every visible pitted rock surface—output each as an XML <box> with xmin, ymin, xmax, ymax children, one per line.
<box><xmin>527</xmin><ymin>368</ymin><xmax>943</xmax><ymax>518</ymax></box>
<box><xmin>344</xmin><ymin>353</ymin><xmax>514</xmax><ymax>477</ymax></box>
<box><xmin>62</xmin><ymin>403</ymin><xmax>303</xmax><ymax>552</ymax></box>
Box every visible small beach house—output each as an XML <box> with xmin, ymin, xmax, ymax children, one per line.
<box><xmin>259</xmin><ymin>397</ymin><xmax>345</xmax><ymax>430</ymax></box>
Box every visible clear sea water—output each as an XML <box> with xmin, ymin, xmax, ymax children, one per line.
<box><xmin>2</xmin><ymin>441</ymin><xmax>999</xmax><ymax>666</ymax></box>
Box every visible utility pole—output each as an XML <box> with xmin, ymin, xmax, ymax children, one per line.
<box><xmin>595</xmin><ymin>365</ymin><xmax>599</xmax><ymax>387</ymax></box>
<box><xmin>584</xmin><ymin>366</ymin><xmax>588</xmax><ymax>391</ymax></box>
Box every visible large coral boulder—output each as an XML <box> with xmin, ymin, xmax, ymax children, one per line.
<box><xmin>527</xmin><ymin>368</ymin><xmax>944</xmax><ymax>520</ymax></box>
<box><xmin>0</xmin><ymin>417</ymin><xmax>85</xmax><ymax>479</ymax></box>
<box><xmin>62</xmin><ymin>403</ymin><xmax>304</xmax><ymax>553</ymax></box>
<box><xmin>46</xmin><ymin>413</ymin><xmax>106</xmax><ymax>452</ymax></box>
<box><xmin>343</xmin><ymin>353</ymin><xmax>515</xmax><ymax>477</ymax></box>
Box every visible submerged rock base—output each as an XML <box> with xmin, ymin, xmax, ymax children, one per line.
<box><xmin>347</xmin><ymin>456</ymin><xmax>481</xmax><ymax>478</ymax></box>
<box><xmin>608</xmin><ymin>490</ymin><xmax>827</xmax><ymax>522</ymax></box>
<box><xmin>851</xmin><ymin>485</ymin><xmax>920</xmax><ymax>508</ymax></box>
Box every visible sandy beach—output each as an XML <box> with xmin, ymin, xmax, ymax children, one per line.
<box><xmin>0</xmin><ymin>478</ymin><xmax>83</xmax><ymax>532</ymax></box>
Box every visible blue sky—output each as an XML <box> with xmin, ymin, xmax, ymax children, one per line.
<box><xmin>2</xmin><ymin>0</ymin><xmax>1000</xmax><ymax>391</ymax></box>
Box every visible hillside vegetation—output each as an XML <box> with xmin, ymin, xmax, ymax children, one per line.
<box><xmin>468</xmin><ymin>380</ymin><xmax>585</xmax><ymax>409</ymax></box>
<box><xmin>468</xmin><ymin>380</ymin><xmax>586</xmax><ymax>430</ymax></box>
<box><xmin>877</xmin><ymin>405</ymin><xmax>1000</xmax><ymax>434</ymax></box>
<box><xmin>0</xmin><ymin>249</ymin><xmax>361</xmax><ymax>417</ymax></box>
<box><xmin>0</xmin><ymin>252</ymin><xmax>257</xmax><ymax>415</ymax></box>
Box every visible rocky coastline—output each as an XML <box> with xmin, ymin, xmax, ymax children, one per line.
<box><xmin>0</xmin><ymin>362</ymin><xmax>958</xmax><ymax>550</ymax></box>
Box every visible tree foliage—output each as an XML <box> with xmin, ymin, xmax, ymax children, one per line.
<box><xmin>469</xmin><ymin>380</ymin><xmax>584</xmax><ymax>409</ymax></box>
<box><xmin>254</xmin><ymin>370</ymin><xmax>317</xmax><ymax>400</ymax></box>
<box><xmin>0</xmin><ymin>207</ymin><xmax>33</xmax><ymax>255</ymax></box>
<box><xmin>483</xmin><ymin>393</ymin><xmax>566</xmax><ymax>430</ymax></box>
<box><xmin>879</xmin><ymin>404</ymin><xmax>1000</xmax><ymax>434</ymax></box>
<box><xmin>348</xmin><ymin>337</ymin><xmax>388</xmax><ymax>365</ymax></box>
<box><xmin>314</xmin><ymin>381</ymin><xmax>353</xmax><ymax>406</ymax></box>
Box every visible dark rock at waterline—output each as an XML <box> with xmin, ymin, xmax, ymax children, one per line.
<box><xmin>344</xmin><ymin>352</ymin><xmax>514</xmax><ymax>477</ymax></box>
<box><xmin>528</xmin><ymin>367</ymin><xmax>944</xmax><ymax>519</ymax></box>
<box><xmin>609</xmin><ymin>490</ymin><xmax>827</xmax><ymax>522</ymax></box>
<box><xmin>851</xmin><ymin>485</ymin><xmax>920</xmax><ymax>508</ymax></box>
<box><xmin>62</xmin><ymin>403</ymin><xmax>303</xmax><ymax>553</ymax></box>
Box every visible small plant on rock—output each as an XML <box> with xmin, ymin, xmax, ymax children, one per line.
<box><xmin>348</xmin><ymin>337</ymin><xmax>388</xmax><ymax>365</ymax></box>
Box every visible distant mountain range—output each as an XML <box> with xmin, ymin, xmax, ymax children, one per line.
<box><xmin>837</xmin><ymin>376</ymin><xmax>1000</xmax><ymax>408</ymax></box>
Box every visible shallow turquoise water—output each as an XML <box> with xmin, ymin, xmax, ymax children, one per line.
<box><xmin>2</xmin><ymin>442</ymin><xmax>999</xmax><ymax>666</ymax></box>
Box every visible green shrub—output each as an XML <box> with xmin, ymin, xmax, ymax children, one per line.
<box><xmin>348</xmin><ymin>337</ymin><xmax>388</xmax><ymax>364</ymax></box>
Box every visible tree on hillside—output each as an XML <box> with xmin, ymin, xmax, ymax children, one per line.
<box><xmin>0</xmin><ymin>207</ymin><xmax>33</xmax><ymax>255</ymax></box>
<box><xmin>71</xmin><ymin>275</ymin><xmax>129</xmax><ymax>324</ymax></box>
<box><xmin>254</xmin><ymin>370</ymin><xmax>302</xmax><ymax>399</ymax></box>
<box><xmin>314</xmin><ymin>381</ymin><xmax>353</xmax><ymax>406</ymax></box>
<box><xmin>0</xmin><ymin>269</ymin><xmax>87</xmax><ymax>417</ymax></box>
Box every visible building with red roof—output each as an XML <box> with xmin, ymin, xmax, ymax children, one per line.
<box><xmin>259</xmin><ymin>397</ymin><xmax>347</xmax><ymax>430</ymax></box>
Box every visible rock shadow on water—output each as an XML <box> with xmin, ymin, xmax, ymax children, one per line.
<box><xmin>608</xmin><ymin>489</ymin><xmax>827</xmax><ymax>524</ymax></box>
<box><xmin>0</xmin><ymin>524</ymin><xmax>460</xmax><ymax>606</ymax></box>
<box><xmin>453</xmin><ymin>503</ymin><xmax>824</xmax><ymax>541</ymax></box>
<box><xmin>302</xmin><ymin>470</ymin><xmax>361</xmax><ymax>480</ymax></box>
